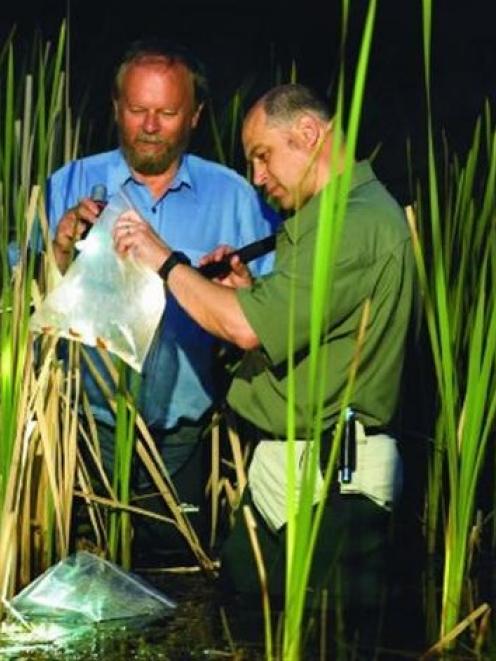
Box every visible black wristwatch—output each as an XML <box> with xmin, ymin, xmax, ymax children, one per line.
<box><xmin>158</xmin><ymin>251</ymin><xmax>191</xmax><ymax>283</ymax></box>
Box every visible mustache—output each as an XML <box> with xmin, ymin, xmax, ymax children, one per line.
<box><xmin>135</xmin><ymin>135</ymin><xmax>168</xmax><ymax>145</ymax></box>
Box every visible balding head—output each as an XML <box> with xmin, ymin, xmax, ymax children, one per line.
<box><xmin>242</xmin><ymin>85</ymin><xmax>335</xmax><ymax>210</ymax></box>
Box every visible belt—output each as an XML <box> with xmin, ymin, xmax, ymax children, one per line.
<box><xmin>230</xmin><ymin>411</ymin><xmax>391</xmax><ymax>442</ymax></box>
<box><xmin>362</xmin><ymin>425</ymin><xmax>392</xmax><ymax>436</ymax></box>
<box><xmin>231</xmin><ymin>413</ymin><xmax>393</xmax><ymax>487</ymax></box>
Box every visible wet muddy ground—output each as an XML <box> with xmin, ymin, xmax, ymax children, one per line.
<box><xmin>3</xmin><ymin>524</ymin><xmax>496</xmax><ymax>659</ymax></box>
<box><xmin>2</xmin><ymin>562</ymin><xmax>496</xmax><ymax>660</ymax></box>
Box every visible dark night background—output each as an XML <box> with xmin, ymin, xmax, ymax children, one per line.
<box><xmin>1</xmin><ymin>0</ymin><xmax>495</xmax><ymax>204</ymax></box>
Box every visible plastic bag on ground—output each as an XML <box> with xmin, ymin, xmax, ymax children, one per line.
<box><xmin>0</xmin><ymin>551</ymin><xmax>175</xmax><ymax>655</ymax></box>
<box><xmin>29</xmin><ymin>192</ymin><xmax>165</xmax><ymax>372</ymax></box>
<box><xmin>10</xmin><ymin>551</ymin><xmax>176</xmax><ymax>624</ymax></box>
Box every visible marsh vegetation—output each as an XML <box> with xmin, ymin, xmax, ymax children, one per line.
<box><xmin>1</xmin><ymin>2</ymin><xmax>496</xmax><ymax>658</ymax></box>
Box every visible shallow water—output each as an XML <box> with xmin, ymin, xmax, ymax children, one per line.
<box><xmin>3</xmin><ymin>541</ymin><xmax>496</xmax><ymax>659</ymax></box>
<box><xmin>0</xmin><ymin>569</ymin><xmax>425</xmax><ymax>659</ymax></box>
<box><xmin>0</xmin><ymin>572</ymin><xmax>229</xmax><ymax>660</ymax></box>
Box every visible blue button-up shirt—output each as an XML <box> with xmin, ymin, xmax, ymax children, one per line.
<box><xmin>47</xmin><ymin>149</ymin><xmax>279</xmax><ymax>429</ymax></box>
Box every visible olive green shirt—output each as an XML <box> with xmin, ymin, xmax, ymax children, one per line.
<box><xmin>227</xmin><ymin>161</ymin><xmax>415</xmax><ymax>437</ymax></box>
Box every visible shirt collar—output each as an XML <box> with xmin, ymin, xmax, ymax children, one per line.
<box><xmin>169</xmin><ymin>154</ymin><xmax>195</xmax><ymax>193</ymax></box>
<box><xmin>284</xmin><ymin>160</ymin><xmax>376</xmax><ymax>243</ymax></box>
<box><xmin>349</xmin><ymin>159</ymin><xmax>376</xmax><ymax>190</ymax></box>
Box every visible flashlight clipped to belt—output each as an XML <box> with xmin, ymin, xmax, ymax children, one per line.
<box><xmin>339</xmin><ymin>407</ymin><xmax>357</xmax><ymax>484</ymax></box>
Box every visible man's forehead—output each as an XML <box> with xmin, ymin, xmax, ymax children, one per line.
<box><xmin>244</xmin><ymin>103</ymin><xmax>266</xmax><ymax>129</ymax></box>
<box><xmin>242</xmin><ymin>106</ymin><xmax>268</xmax><ymax>150</ymax></box>
<box><xmin>124</xmin><ymin>58</ymin><xmax>193</xmax><ymax>86</ymax></box>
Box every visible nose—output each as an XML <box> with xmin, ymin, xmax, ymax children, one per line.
<box><xmin>142</xmin><ymin>111</ymin><xmax>160</xmax><ymax>133</ymax></box>
<box><xmin>252</xmin><ymin>161</ymin><xmax>268</xmax><ymax>187</ymax></box>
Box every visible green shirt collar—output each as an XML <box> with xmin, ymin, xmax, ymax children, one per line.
<box><xmin>284</xmin><ymin>160</ymin><xmax>376</xmax><ymax>243</ymax></box>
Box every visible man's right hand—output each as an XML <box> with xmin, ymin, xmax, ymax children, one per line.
<box><xmin>53</xmin><ymin>197</ymin><xmax>103</xmax><ymax>271</ymax></box>
<box><xmin>198</xmin><ymin>245</ymin><xmax>253</xmax><ymax>289</ymax></box>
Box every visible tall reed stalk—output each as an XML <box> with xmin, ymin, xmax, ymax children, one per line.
<box><xmin>108</xmin><ymin>361</ymin><xmax>137</xmax><ymax>570</ymax></box>
<box><xmin>282</xmin><ymin>1</ymin><xmax>377</xmax><ymax>657</ymax></box>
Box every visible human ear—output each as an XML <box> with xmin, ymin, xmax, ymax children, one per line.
<box><xmin>293</xmin><ymin>114</ymin><xmax>321</xmax><ymax>149</ymax></box>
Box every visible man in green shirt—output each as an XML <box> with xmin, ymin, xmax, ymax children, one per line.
<box><xmin>113</xmin><ymin>84</ymin><xmax>415</xmax><ymax>612</ymax></box>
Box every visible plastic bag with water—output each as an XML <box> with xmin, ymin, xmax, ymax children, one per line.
<box><xmin>10</xmin><ymin>551</ymin><xmax>176</xmax><ymax>623</ymax></box>
<box><xmin>0</xmin><ymin>551</ymin><xmax>176</xmax><ymax>655</ymax></box>
<box><xmin>29</xmin><ymin>192</ymin><xmax>165</xmax><ymax>372</ymax></box>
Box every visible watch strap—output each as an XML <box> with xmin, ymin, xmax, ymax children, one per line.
<box><xmin>158</xmin><ymin>251</ymin><xmax>191</xmax><ymax>283</ymax></box>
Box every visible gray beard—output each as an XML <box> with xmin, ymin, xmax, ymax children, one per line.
<box><xmin>119</xmin><ymin>135</ymin><xmax>189</xmax><ymax>175</ymax></box>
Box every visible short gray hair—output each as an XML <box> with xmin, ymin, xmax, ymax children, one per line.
<box><xmin>261</xmin><ymin>84</ymin><xmax>331</xmax><ymax>125</ymax></box>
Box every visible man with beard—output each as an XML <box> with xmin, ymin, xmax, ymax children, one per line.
<box><xmin>47</xmin><ymin>39</ymin><xmax>278</xmax><ymax>557</ymax></box>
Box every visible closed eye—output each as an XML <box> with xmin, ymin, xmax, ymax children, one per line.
<box><xmin>253</xmin><ymin>150</ymin><xmax>269</xmax><ymax>164</ymax></box>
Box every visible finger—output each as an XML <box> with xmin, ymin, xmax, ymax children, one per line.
<box><xmin>113</xmin><ymin>225</ymin><xmax>133</xmax><ymax>244</ymax></box>
<box><xmin>75</xmin><ymin>219</ymin><xmax>92</xmax><ymax>239</ymax></box>
<box><xmin>114</xmin><ymin>215</ymin><xmax>135</xmax><ymax>234</ymax></box>
<box><xmin>78</xmin><ymin>198</ymin><xmax>100</xmax><ymax>217</ymax></box>
<box><xmin>118</xmin><ymin>210</ymin><xmax>142</xmax><ymax>227</ymax></box>
<box><xmin>198</xmin><ymin>245</ymin><xmax>232</xmax><ymax>266</ymax></box>
<box><xmin>61</xmin><ymin>214</ymin><xmax>86</xmax><ymax>239</ymax></box>
<box><xmin>230</xmin><ymin>254</ymin><xmax>246</xmax><ymax>272</ymax></box>
<box><xmin>198</xmin><ymin>252</ymin><xmax>216</xmax><ymax>266</ymax></box>
<box><xmin>71</xmin><ymin>200</ymin><xmax>101</xmax><ymax>228</ymax></box>
<box><xmin>217</xmin><ymin>244</ymin><xmax>235</xmax><ymax>258</ymax></box>
<box><xmin>114</xmin><ymin>232</ymin><xmax>135</xmax><ymax>256</ymax></box>
<box><xmin>114</xmin><ymin>214</ymin><xmax>141</xmax><ymax>238</ymax></box>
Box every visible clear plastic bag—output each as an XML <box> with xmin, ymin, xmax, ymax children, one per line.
<box><xmin>0</xmin><ymin>552</ymin><xmax>175</xmax><ymax>655</ymax></box>
<box><xmin>29</xmin><ymin>193</ymin><xmax>165</xmax><ymax>372</ymax></box>
<box><xmin>10</xmin><ymin>551</ymin><xmax>176</xmax><ymax>624</ymax></box>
